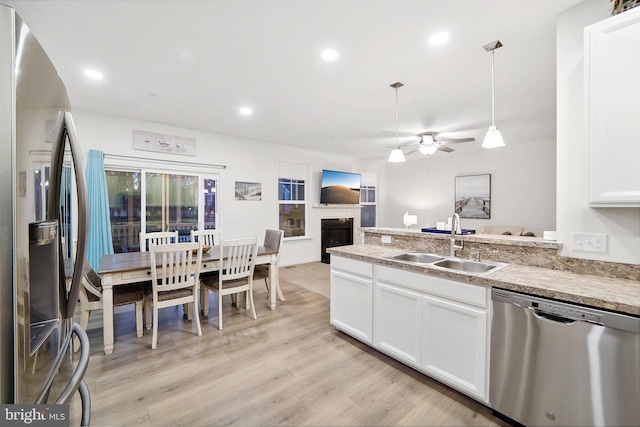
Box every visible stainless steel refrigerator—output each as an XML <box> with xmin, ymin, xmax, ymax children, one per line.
<box><xmin>1</xmin><ymin>4</ymin><xmax>91</xmax><ymax>423</ymax></box>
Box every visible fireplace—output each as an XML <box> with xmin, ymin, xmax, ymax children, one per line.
<box><xmin>321</xmin><ymin>218</ymin><xmax>354</xmax><ymax>264</ymax></box>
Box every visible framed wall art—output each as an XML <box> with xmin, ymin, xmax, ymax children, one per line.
<box><xmin>133</xmin><ymin>130</ymin><xmax>196</xmax><ymax>156</ymax></box>
<box><xmin>455</xmin><ymin>174</ymin><xmax>491</xmax><ymax>219</ymax></box>
<box><xmin>235</xmin><ymin>181</ymin><xmax>262</xmax><ymax>201</ymax></box>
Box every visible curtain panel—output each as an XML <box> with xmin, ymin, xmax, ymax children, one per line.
<box><xmin>86</xmin><ymin>150</ymin><xmax>114</xmax><ymax>270</ymax></box>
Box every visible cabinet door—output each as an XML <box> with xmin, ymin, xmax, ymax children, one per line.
<box><xmin>585</xmin><ymin>8</ymin><xmax>640</xmax><ymax>206</ymax></box>
<box><xmin>330</xmin><ymin>269</ymin><xmax>373</xmax><ymax>344</ymax></box>
<box><xmin>422</xmin><ymin>295</ymin><xmax>488</xmax><ymax>401</ymax></box>
<box><xmin>373</xmin><ymin>281</ymin><xmax>422</xmax><ymax>367</ymax></box>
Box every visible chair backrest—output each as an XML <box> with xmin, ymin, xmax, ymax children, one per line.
<box><xmin>263</xmin><ymin>229</ymin><xmax>284</xmax><ymax>261</ymax></box>
<box><xmin>139</xmin><ymin>231</ymin><xmax>178</xmax><ymax>252</ymax></box>
<box><xmin>82</xmin><ymin>263</ymin><xmax>103</xmax><ymax>298</ymax></box>
<box><xmin>149</xmin><ymin>241</ymin><xmax>202</xmax><ymax>294</ymax></box>
<box><xmin>190</xmin><ymin>229</ymin><xmax>220</xmax><ymax>246</ymax></box>
<box><xmin>219</xmin><ymin>238</ymin><xmax>257</xmax><ymax>282</ymax></box>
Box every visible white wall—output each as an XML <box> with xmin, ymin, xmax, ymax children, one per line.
<box><xmin>376</xmin><ymin>137</ymin><xmax>556</xmax><ymax>234</ymax></box>
<box><xmin>72</xmin><ymin>110</ymin><xmax>383</xmax><ymax>266</ymax></box>
<box><xmin>557</xmin><ymin>0</ymin><xmax>640</xmax><ymax>265</ymax></box>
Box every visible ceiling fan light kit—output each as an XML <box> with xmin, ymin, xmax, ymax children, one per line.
<box><xmin>388</xmin><ymin>82</ymin><xmax>406</xmax><ymax>163</ymax></box>
<box><xmin>482</xmin><ymin>40</ymin><xmax>506</xmax><ymax>148</ymax></box>
<box><xmin>418</xmin><ymin>145</ymin><xmax>438</xmax><ymax>155</ymax></box>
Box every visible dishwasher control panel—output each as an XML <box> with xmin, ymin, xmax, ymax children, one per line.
<box><xmin>532</xmin><ymin>301</ymin><xmax>602</xmax><ymax>323</ymax></box>
<box><xmin>491</xmin><ymin>288</ymin><xmax>640</xmax><ymax>333</ymax></box>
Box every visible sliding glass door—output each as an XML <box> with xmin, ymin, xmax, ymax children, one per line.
<box><xmin>145</xmin><ymin>172</ymin><xmax>198</xmax><ymax>241</ymax></box>
<box><xmin>106</xmin><ymin>168</ymin><xmax>218</xmax><ymax>252</ymax></box>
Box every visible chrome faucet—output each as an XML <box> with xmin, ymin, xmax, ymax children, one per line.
<box><xmin>450</xmin><ymin>213</ymin><xmax>463</xmax><ymax>256</ymax></box>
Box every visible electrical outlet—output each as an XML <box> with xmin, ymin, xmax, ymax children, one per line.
<box><xmin>381</xmin><ymin>235</ymin><xmax>392</xmax><ymax>244</ymax></box>
<box><xmin>572</xmin><ymin>232</ymin><xmax>608</xmax><ymax>253</ymax></box>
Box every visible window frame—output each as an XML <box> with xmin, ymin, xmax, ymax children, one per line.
<box><xmin>278</xmin><ymin>163</ymin><xmax>309</xmax><ymax>241</ymax></box>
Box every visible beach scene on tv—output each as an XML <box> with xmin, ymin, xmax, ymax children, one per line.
<box><xmin>320</xmin><ymin>170</ymin><xmax>361</xmax><ymax>204</ymax></box>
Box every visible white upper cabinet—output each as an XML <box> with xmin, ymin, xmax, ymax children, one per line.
<box><xmin>584</xmin><ymin>8</ymin><xmax>640</xmax><ymax>207</ymax></box>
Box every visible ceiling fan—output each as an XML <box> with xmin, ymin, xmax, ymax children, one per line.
<box><xmin>392</xmin><ymin>132</ymin><xmax>476</xmax><ymax>156</ymax></box>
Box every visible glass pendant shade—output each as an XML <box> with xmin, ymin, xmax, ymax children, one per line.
<box><xmin>482</xmin><ymin>125</ymin><xmax>505</xmax><ymax>148</ymax></box>
<box><xmin>388</xmin><ymin>148</ymin><xmax>406</xmax><ymax>162</ymax></box>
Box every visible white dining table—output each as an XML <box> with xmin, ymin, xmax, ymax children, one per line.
<box><xmin>97</xmin><ymin>245</ymin><xmax>279</xmax><ymax>355</ymax></box>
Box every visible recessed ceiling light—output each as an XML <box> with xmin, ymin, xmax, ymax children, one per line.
<box><xmin>239</xmin><ymin>107</ymin><xmax>252</xmax><ymax>116</ymax></box>
<box><xmin>429</xmin><ymin>32</ymin><xmax>450</xmax><ymax>46</ymax></box>
<box><xmin>321</xmin><ymin>49</ymin><xmax>339</xmax><ymax>61</ymax></box>
<box><xmin>83</xmin><ymin>69</ymin><xmax>104</xmax><ymax>80</ymax></box>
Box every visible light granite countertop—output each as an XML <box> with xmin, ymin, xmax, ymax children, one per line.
<box><xmin>328</xmin><ymin>244</ymin><xmax>640</xmax><ymax>316</ymax></box>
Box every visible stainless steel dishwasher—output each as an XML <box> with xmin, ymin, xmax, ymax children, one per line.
<box><xmin>490</xmin><ymin>288</ymin><xmax>640</xmax><ymax>427</ymax></box>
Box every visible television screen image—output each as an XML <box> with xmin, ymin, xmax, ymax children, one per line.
<box><xmin>320</xmin><ymin>170</ymin><xmax>361</xmax><ymax>204</ymax></box>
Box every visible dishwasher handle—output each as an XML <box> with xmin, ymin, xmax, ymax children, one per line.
<box><xmin>531</xmin><ymin>307</ymin><xmax>576</xmax><ymax>325</ymax></box>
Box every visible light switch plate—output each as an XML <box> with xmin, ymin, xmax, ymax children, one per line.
<box><xmin>572</xmin><ymin>232</ymin><xmax>608</xmax><ymax>253</ymax></box>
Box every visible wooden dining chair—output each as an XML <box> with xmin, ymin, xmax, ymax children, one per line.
<box><xmin>190</xmin><ymin>229</ymin><xmax>220</xmax><ymax>247</ymax></box>
<box><xmin>76</xmin><ymin>263</ymin><xmax>145</xmax><ymax>351</ymax></box>
<box><xmin>200</xmin><ymin>238</ymin><xmax>258</xmax><ymax>330</ymax></box>
<box><xmin>145</xmin><ymin>241</ymin><xmax>203</xmax><ymax>349</ymax></box>
<box><xmin>253</xmin><ymin>229</ymin><xmax>285</xmax><ymax>301</ymax></box>
<box><xmin>139</xmin><ymin>230</ymin><xmax>178</xmax><ymax>252</ymax></box>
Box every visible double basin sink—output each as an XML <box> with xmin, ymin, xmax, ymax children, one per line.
<box><xmin>386</xmin><ymin>252</ymin><xmax>507</xmax><ymax>276</ymax></box>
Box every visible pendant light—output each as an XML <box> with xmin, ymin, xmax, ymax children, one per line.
<box><xmin>388</xmin><ymin>82</ymin><xmax>406</xmax><ymax>162</ymax></box>
<box><xmin>482</xmin><ymin>40</ymin><xmax>505</xmax><ymax>148</ymax></box>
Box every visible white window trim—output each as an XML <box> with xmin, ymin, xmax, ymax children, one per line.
<box><xmin>278</xmin><ymin>162</ymin><xmax>309</xmax><ymax>240</ymax></box>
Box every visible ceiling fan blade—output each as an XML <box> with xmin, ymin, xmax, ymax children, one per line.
<box><xmin>437</xmin><ymin>145</ymin><xmax>455</xmax><ymax>153</ymax></box>
<box><xmin>405</xmin><ymin>147</ymin><xmax>420</xmax><ymax>156</ymax></box>
<box><xmin>386</xmin><ymin>142</ymin><xmax>418</xmax><ymax>148</ymax></box>
<box><xmin>436</xmin><ymin>137</ymin><xmax>476</xmax><ymax>143</ymax></box>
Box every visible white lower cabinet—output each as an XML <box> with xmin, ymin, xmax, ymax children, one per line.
<box><xmin>330</xmin><ymin>257</ymin><xmax>373</xmax><ymax>344</ymax></box>
<box><xmin>330</xmin><ymin>257</ymin><xmax>490</xmax><ymax>403</ymax></box>
<box><xmin>373</xmin><ymin>282</ymin><xmax>422</xmax><ymax>367</ymax></box>
<box><xmin>422</xmin><ymin>294</ymin><xmax>487</xmax><ymax>400</ymax></box>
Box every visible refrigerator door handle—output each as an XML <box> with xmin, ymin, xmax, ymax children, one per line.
<box><xmin>48</xmin><ymin>111</ymin><xmax>88</xmax><ymax>319</ymax></box>
<box><xmin>35</xmin><ymin>321</ymin><xmax>91</xmax><ymax>425</ymax></box>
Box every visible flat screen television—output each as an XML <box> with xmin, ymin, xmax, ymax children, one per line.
<box><xmin>320</xmin><ymin>169</ymin><xmax>361</xmax><ymax>204</ymax></box>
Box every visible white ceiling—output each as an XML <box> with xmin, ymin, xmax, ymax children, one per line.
<box><xmin>4</xmin><ymin>0</ymin><xmax>586</xmax><ymax>160</ymax></box>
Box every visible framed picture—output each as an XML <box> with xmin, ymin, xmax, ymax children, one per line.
<box><xmin>133</xmin><ymin>130</ymin><xmax>196</xmax><ymax>156</ymax></box>
<box><xmin>455</xmin><ymin>174</ymin><xmax>491</xmax><ymax>219</ymax></box>
<box><xmin>235</xmin><ymin>181</ymin><xmax>262</xmax><ymax>201</ymax></box>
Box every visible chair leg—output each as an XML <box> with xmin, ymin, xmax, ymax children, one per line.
<box><xmin>151</xmin><ymin>307</ymin><xmax>159</xmax><ymax>349</ymax></box>
<box><xmin>275</xmin><ymin>269</ymin><xmax>285</xmax><ymax>302</ymax></box>
<box><xmin>186</xmin><ymin>303</ymin><xmax>192</xmax><ymax>321</ymax></box>
<box><xmin>218</xmin><ymin>292</ymin><xmax>223</xmax><ymax>330</ymax></box>
<box><xmin>193</xmin><ymin>299</ymin><xmax>202</xmax><ymax>337</ymax></box>
<box><xmin>135</xmin><ymin>301</ymin><xmax>143</xmax><ymax>338</ymax></box>
<box><xmin>145</xmin><ymin>300</ymin><xmax>152</xmax><ymax>330</ymax></box>
<box><xmin>74</xmin><ymin>308</ymin><xmax>90</xmax><ymax>352</ymax></box>
<box><xmin>248</xmin><ymin>289</ymin><xmax>257</xmax><ymax>320</ymax></box>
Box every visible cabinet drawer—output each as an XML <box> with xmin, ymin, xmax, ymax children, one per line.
<box><xmin>331</xmin><ymin>256</ymin><xmax>373</xmax><ymax>278</ymax></box>
<box><xmin>375</xmin><ymin>265</ymin><xmax>487</xmax><ymax>308</ymax></box>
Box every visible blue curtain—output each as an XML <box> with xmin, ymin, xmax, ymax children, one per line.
<box><xmin>86</xmin><ymin>150</ymin><xmax>114</xmax><ymax>270</ymax></box>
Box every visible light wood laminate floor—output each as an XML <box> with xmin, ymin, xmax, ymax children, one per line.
<box><xmin>67</xmin><ymin>262</ymin><xmax>510</xmax><ymax>427</ymax></box>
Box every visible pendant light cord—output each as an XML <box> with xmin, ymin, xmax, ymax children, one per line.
<box><xmin>395</xmin><ymin>86</ymin><xmax>399</xmax><ymax>148</ymax></box>
<box><xmin>491</xmin><ymin>50</ymin><xmax>495</xmax><ymax>127</ymax></box>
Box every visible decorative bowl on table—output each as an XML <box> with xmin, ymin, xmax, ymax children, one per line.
<box><xmin>193</xmin><ymin>245</ymin><xmax>212</xmax><ymax>254</ymax></box>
